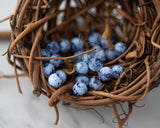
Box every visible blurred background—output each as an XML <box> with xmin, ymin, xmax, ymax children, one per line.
<box><xmin>0</xmin><ymin>0</ymin><xmax>160</xmax><ymax>128</ymax></box>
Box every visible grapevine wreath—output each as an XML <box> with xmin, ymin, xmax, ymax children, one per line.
<box><xmin>6</xmin><ymin>0</ymin><xmax>160</xmax><ymax>127</ymax></box>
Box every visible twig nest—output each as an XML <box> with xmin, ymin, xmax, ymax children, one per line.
<box><xmin>7</xmin><ymin>0</ymin><xmax>160</xmax><ymax>127</ymax></box>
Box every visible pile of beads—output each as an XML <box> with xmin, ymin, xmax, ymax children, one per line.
<box><xmin>41</xmin><ymin>32</ymin><xmax>127</xmax><ymax>96</ymax></box>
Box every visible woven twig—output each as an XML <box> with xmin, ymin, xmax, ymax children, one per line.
<box><xmin>3</xmin><ymin>0</ymin><xmax>160</xmax><ymax>127</ymax></box>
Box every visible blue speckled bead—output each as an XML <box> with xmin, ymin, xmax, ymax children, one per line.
<box><xmin>46</xmin><ymin>41</ymin><xmax>59</xmax><ymax>54</ymax></box>
<box><xmin>75</xmin><ymin>61</ymin><xmax>88</xmax><ymax>75</ymax></box>
<box><xmin>100</xmin><ymin>38</ymin><xmax>108</xmax><ymax>48</ymax></box>
<box><xmin>73</xmin><ymin>82</ymin><xmax>88</xmax><ymax>96</ymax></box>
<box><xmin>71</xmin><ymin>37</ymin><xmax>85</xmax><ymax>51</ymax></box>
<box><xmin>105</xmin><ymin>50</ymin><xmax>116</xmax><ymax>61</ymax></box>
<box><xmin>56</xmin><ymin>70</ymin><xmax>67</xmax><ymax>84</ymax></box>
<box><xmin>88</xmin><ymin>32</ymin><xmax>101</xmax><ymax>46</ymax></box>
<box><xmin>91</xmin><ymin>45</ymin><xmax>101</xmax><ymax>52</ymax></box>
<box><xmin>48</xmin><ymin>73</ymin><xmax>63</xmax><ymax>88</ymax></box>
<box><xmin>73</xmin><ymin>51</ymin><xmax>83</xmax><ymax>62</ymax></box>
<box><xmin>90</xmin><ymin>45</ymin><xmax>102</xmax><ymax>57</ymax></box>
<box><xmin>88</xmin><ymin>58</ymin><xmax>103</xmax><ymax>72</ymax></box>
<box><xmin>43</xmin><ymin>63</ymin><xmax>55</xmax><ymax>76</ymax></box>
<box><xmin>94</xmin><ymin>49</ymin><xmax>107</xmax><ymax>62</ymax></box>
<box><xmin>49</xmin><ymin>54</ymin><xmax>63</xmax><ymax>68</ymax></box>
<box><xmin>114</xmin><ymin>42</ymin><xmax>126</xmax><ymax>57</ymax></box>
<box><xmin>75</xmin><ymin>75</ymin><xmax>89</xmax><ymax>85</ymax></box>
<box><xmin>82</xmin><ymin>53</ymin><xmax>92</xmax><ymax>64</ymax></box>
<box><xmin>112</xmin><ymin>65</ymin><xmax>125</xmax><ymax>79</ymax></box>
<box><xmin>89</xmin><ymin>76</ymin><xmax>102</xmax><ymax>90</ymax></box>
<box><xmin>59</xmin><ymin>39</ymin><xmax>71</xmax><ymax>54</ymax></box>
<box><xmin>99</xmin><ymin>67</ymin><xmax>113</xmax><ymax>82</ymax></box>
<box><xmin>41</xmin><ymin>49</ymin><xmax>50</xmax><ymax>63</ymax></box>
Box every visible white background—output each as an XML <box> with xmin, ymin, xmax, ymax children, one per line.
<box><xmin>0</xmin><ymin>1</ymin><xmax>160</xmax><ymax>128</ymax></box>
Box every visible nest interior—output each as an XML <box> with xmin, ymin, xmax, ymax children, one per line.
<box><xmin>7</xmin><ymin>0</ymin><xmax>160</xmax><ymax>127</ymax></box>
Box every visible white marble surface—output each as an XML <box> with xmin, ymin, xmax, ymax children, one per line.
<box><xmin>0</xmin><ymin>1</ymin><xmax>160</xmax><ymax>128</ymax></box>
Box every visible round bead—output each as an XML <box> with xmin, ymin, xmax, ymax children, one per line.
<box><xmin>48</xmin><ymin>73</ymin><xmax>63</xmax><ymax>88</ymax></box>
<box><xmin>73</xmin><ymin>82</ymin><xmax>88</xmax><ymax>96</ymax></box>
<box><xmin>75</xmin><ymin>61</ymin><xmax>88</xmax><ymax>75</ymax></box>
<box><xmin>88</xmin><ymin>32</ymin><xmax>101</xmax><ymax>46</ymax></box>
<box><xmin>73</xmin><ymin>51</ymin><xmax>83</xmax><ymax>62</ymax></box>
<box><xmin>88</xmin><ymin>58</ymin><xmax>103</xmax><ymax>72</ymax></box>
<box><xmin>94</xmin><ymin>49</ymin><xmax>107</xmax><ymax>62</ymax></box>
<box><xmin>75</xmin><ymin>75</ymin><xmax>89</xmax><ymax>85</ymax></box>
<box><xmin>114</xmin><ymin>42</ymin><xmax>126</xmax><ymax>57</ymax></box>
<box><xmin>71</xmin><ymin>37</ymin><xmax>85</xmax><ymax>51</ymax></box>
<box><xmin>112</xmin><ymin>65</ymin><xmax>125</xmax><ymax>79</ymax></box>
<box><xmin>82</xmin><ymin>53</ymin><xmax>92</xmax><ymax>64</ymax></box>
<box><xmin>89</xmin><ymin>76</ymin><xmax>102</xmax><ymax>90</ymax></box>
<box><xmin>56</xmin><ymin>70</ymin><xmax>67</xmax><ymax>84</ymax></box>
<box><xmin>41</xmin><ymin>49</ymin><xmax>50</xmax><ymax>63</ymax></box>
<box><xmin>100</xmin><ymin>38</ymin><xmax>108</xmax><ymax>48</ymax></box>
<box><xmin>43</xmin><ymin>63</ymin><xmax>55</xmax><ymax>76</ymax></box>
<box><xmin>99</xmin><ymin>67</ymin><xmax>113</xmax><ymax>82</ymax></box>
<box><xmin>46</xmin><ymin>41</ymin><xmax>59</xmax><ymax>54</ymax></box>
<box><xmin>105</xmin><ymin>50</ymin><xmax>116</xmax><ymax>61</ymax></box>
<box><xmin>49</xmin><ymin>54</ymin><xmax>63</xmax><ymax>68</ymax></box>
<box><xmin>59</xmin><ymin>39</ymin><xmax>71</xmax><ymax>54</ymax></box>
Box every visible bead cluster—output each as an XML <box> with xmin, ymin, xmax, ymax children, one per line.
<box><xmin>41</xmin><ymin>32</ymin><xmax>126</xmax><ymax>96</ymax></box>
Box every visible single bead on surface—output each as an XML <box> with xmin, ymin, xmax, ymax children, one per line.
<box><xmin>88</xmin><ymin>58</ymin><xmax>103</xmax><ymax>72</ymax></box>
<box><xmin>75</xmin><ymin>75</ymin><xmax>89</xmax><ymax>85</ymax></box>
<box><xmin>48</xmin><ymin>73</ymin><xmax>63</xmax><ymax>88</ymax></box>
<box><xmin>114</xmin><ymin>42</ymin><xmax>127</xmax><ymax>57</ymax></box>
<box><xmin>112</xmin><ymin>65</ymin><xmax>125</xmax><ymax>79</ymax></box>
<box><xmin>59</xmin><ymin>39</ymin><xmax>71</xmax><ymax>54</ymax></box>
<box><xmin>46</xmin><ymin>41</ymin><xmax>60</xmax><ymax>54</ymax></box>
<box><xmin>89</xmin><ymin>76</ymin><xmax>102</xmax><ymax>90</ymax></box>
<box><xmin>99</xmin><ymin>67</ymin><xmax>113</xmax><ymax>82</ymax></box>
<box><xmin>88</xmin><ymin>32</ymin><xmax>101</xmax><ymax>46</ymax></box>
<box><xmin>73</xmin><ymin>82</ymin><xmax>88</xmax><ymax>96</ymax></box>
<box><xmin>71</xmin><ymin>37</ymin><xmax>85</xmax><ymax>51</ymax></box>
<box><xmin>49</xmin><ymin>54</ymin><xmax>63</xmax><ymax>68</ymax></box>
<box><xmin>56</xmin><ymin>70</ymin><xmax>67</xmax><ymax>84</ymax></box>
<box><xmin>41</xmin><ymin>49</ymin><xmax>50</xmax><ymax>63</ymax></box>
<box><xmin>75</xmin><ymin>61</ymin><xmax>88</xmax><ymax>75</ymax></box>
<box><xmin>43</xmin><ymin>63</ymin><xmax>55</xmax><ymax>76</ymax></box>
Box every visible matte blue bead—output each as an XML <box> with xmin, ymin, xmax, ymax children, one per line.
<box><xmin>99</xmin><ymin>67</ymin><xmax>113</xmax><ymax>82</ymax></box>
<box><xmin>48</xmin><ymin>73</ymin><xmax>63</xmax><ymax>88</ymax></box>
<box><xmin>105</xmin><ymin>49</ymin><xmax>116</xmax><ymax>61</ymax></box>
<box><xmin>49</xmin><ymin>54</ymin><xmax>63</xmax><ymax>68</ymax></box>
<box><xmin>59</xmin><ymin>39</ymin><xmax>71</xmax><ymax>54</ymax></box>
<box><xmin>88</xmin><ymin>58</ymin><xmax>103</xmax><ymax>72</ymax></box>
<box><xmin>71</xmin><ymin>37</ymin><xmax>85</xmax><ymax>51</ymax></box>
<box><xmin>73</xmin><ymin>82</ymin><xmax>88</xmax><ymax>96</ymax></box>
<box><xmin>75</xmin><ymin>61</ymin><xmax>88</xmax><ymax>75</ymax></box>
<box><xmin>43</xmin><ymin>63</ymin><xmax>55</xmax><ymax>76</ymax></box>
<box><xmin>82</xmin><ymin>53</ymin><xmax>92</xmax><ymax>64</ymax></box>
<box><xmin>88</xmin><ymin>32</ymin><xmax>101</xmax><ymax>46</ymax></box>
<box><xmin>94</xmin><ymin>49</ymin><xmax>107</xmax><ymax>62</ymax></box>
<box><xmin>75</xmin><ymin>75</ymin><xmax>89</xmax><ymax>85</ymax></box>
<box><xmin>41</xmin><ymin>49</ymin><xmax>50</xmax><ymax>63</ymax></box>
<box><xmin>46</xmin><ymin>41</ymin><xmax>59</xmax><ymax>54</ymax></box>
<box><xmin>114</xmin><ymin>42</ymin><xmax>126</xmax><ymax>57</ymax></box>
<box><xmin>91</xmin><ymin>45</ymin><xmax>101</xmax><ymax>52</ymax></box>
<box><xmin>100</xmin><ymin>38</ymin><xmax>108</xmax><ymax>48</ymax></box>
<box><xmin>89</xmin><ymin>76</ymin><xmax>102</xmax><ymax>90</ymax></box>
<box><xmin>56</xmin><ymin>70</ymin><xmax>67</xmax><ymax>84</ymax></box>
<box><xmin>112</xmin><ymin>65</ymin><xmax>125</xmax><ymax>79</ymax></box>
<box><xmin>73</xmin><ymin>51</ymin><xmax>83</xmax><ymax>62</ymax></box>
